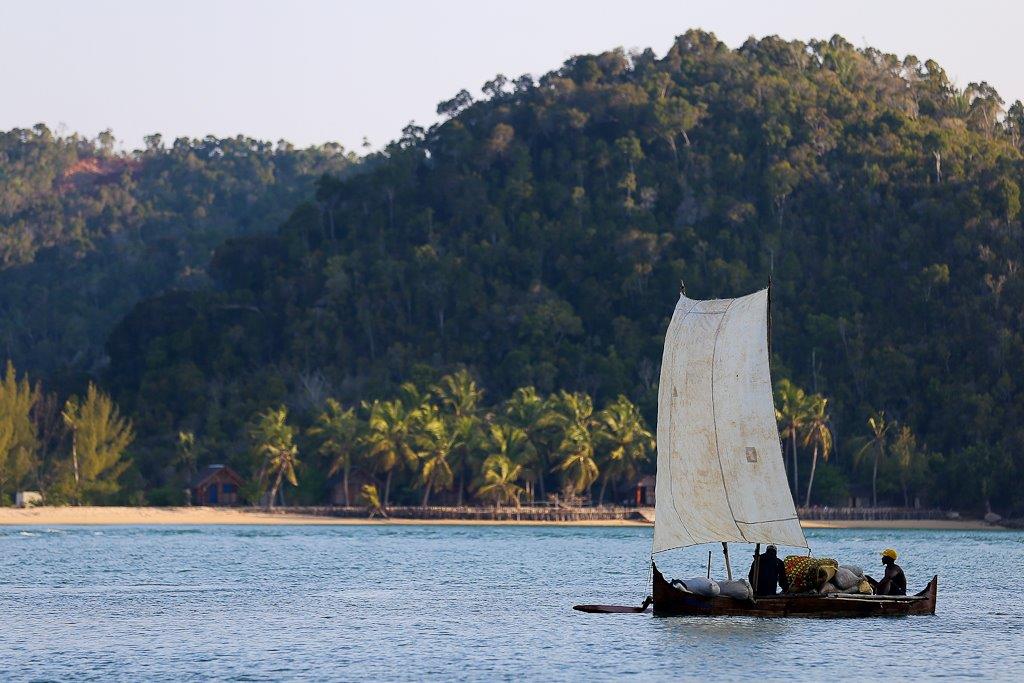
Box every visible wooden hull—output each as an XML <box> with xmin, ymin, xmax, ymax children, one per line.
<box><xmin>652</xmin><ymin>563</ymin><xmax>937</xmax><ymax>618</ymax></box>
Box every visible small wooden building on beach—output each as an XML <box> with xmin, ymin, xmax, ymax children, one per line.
<box><xmin>191</xmin><ymin>465</ymin><xmax>244</xmax><ymax>506</ymax></box>
<box><xmin>634</xmin><ymin>475</ymin><xmax>656</xmax><ymax>507</ymax></box>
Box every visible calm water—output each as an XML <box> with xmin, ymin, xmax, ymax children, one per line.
<box><xmin>1</xmin><ymin>525</ymin><xmax>1022</xmax><ymax>681</ymax></box>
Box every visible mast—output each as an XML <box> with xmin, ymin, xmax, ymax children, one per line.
<box><xmin>751</xmin><ymin>543</ymin><xmax>761</xmax><ymax>593</ymax></box>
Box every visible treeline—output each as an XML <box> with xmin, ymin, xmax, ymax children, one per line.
<box><xmin>105</xmin><ymin>31</ymin><xmax>1024</xmax><ymax>514</ymax></box>
<box><xmin>242</xmin><ymin>372</ymin><xmax>935</xmax><ymax>511</ymax></box>
<box><xmin>5</xmin><ymin>30</ymin><xmax>1024</xmax><ymax>514</ymax></box>
<box><xmin>239</xmin><ymin>368</ymin><xmax>653</xmax><ymax>509</ymax></box>
<box><xmin>774</xmin><ymin>379</ymin><xmax>932</xmax><ymax>511</ymax></box>
<box><xmin>0</xmin><ymin>127</ymin><xmax>356</xmax><ymax>384</ymax></box>
<box><xmin>1</xmin><ymin>362</ymin><xmax>653</xmax><ymax>508</ymax></box>
<box><xmin>2</xmin><ymin>356</ymin><xmax>937</xmax><ymax>512</ymax></box>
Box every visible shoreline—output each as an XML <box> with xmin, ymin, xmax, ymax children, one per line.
<box><xmin>799</xmin><ymin>519</ymin><xmax>999</xmax><ymax>531</ymax></box>
<box><xmin>0</xmin><ymin>506</ymin><xmax>1005</xmax><ymax>530</ymax></box>
<box><xmin>0</xmin><ymin>506</ymin><xmax>652</xmax><ymax>527</ymax></box>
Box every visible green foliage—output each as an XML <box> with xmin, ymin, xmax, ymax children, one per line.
<box><xmin>801</xmin><ymin>395</ymin><xmax>833</xmax><ymax>507</ymax></box>
<box><xmin>807</xmin><ymin>463</ymin><xmax>849</xmax><ymax>507</ymax></box>
<box><xmin>594</xmin><ymin>395</ymin><xmax>655</xmax><ymax>505</ymax></box>
<box><xmin>308</xmin><ymin>398</ymin><xmax>360</xmax><ymax>505</ymax></box>
<box><xmin>359</xmin><ymin>483</ymin><xmax>385</xmax><ymax>518</ymax></box>
<box><xmin>6</xmin><ymin>30</ymin><xmax>1024</xmax><ymax>514</ymax></box>
<box><xmin>476</xmin><ymin>455</ymin><xmax>524</xmax><ymax>508</ymax></box>
<box><xmin>775</xmin><ymin>379</ymin><xmax>811</xmax><ymax>497</ymax></box>
<box><xmin>147</xmin><ymin>484</ymin><xmax>188</xmax><ymax>506</ymax></box>
<box><xmin>431</xmin><ymin>368</ymin><xmax>486</xmax><ymax>504</ymax></box>
<box><xmin>0</xmin><ymin>128</ymin><xmax>355</xmax><ymax>383</ymax></box>
<box><xmin>174</xmin><ymin>431</ymin><xmax>200</xmax><ymax>481</ymax></box>
<box><xmin>0</xmin><ymin>361</ymin><xmax>39</xmax><ymax>500</ymax></box>
<box><xmin>432</xmin><ymin>369</ymin><xmax>484</xmax><ymax>419</ymax></box>
<box><xmin>360</xmin><ymin>394</ymin><xmax>422</xmax><ymax>507</ymax></box>
<box><xmin>940</xmin><ymin>444</ymin><xmax>1009</xmax><ymax>512</ymax></box>
<box><xmin>223</xmin><ymin>373</ymin><xmax>652</xmax><ymax>510</ymax></box>
<box><xmin>249</xmin><ymin>406</ymin><xmax>299</xmax><ymax>509</ymax></box>
<box><xmin>501</xmin><ymin>386</ymin><xmax>551</xmax><ymax>497</ymax></box>
<box><xmin>545</xmin><ymin>391</ymin><xmax>599</xmax><ymax>498</ymax></box>
<box><xmin>61</xmin><ymin>383</ymin><xmax>134</xmax><ymax>503</ymax></box>
<box><xmin>853</xmin><ymin>411</ymin><xmax>891</xmax><ymax>508</ymax></box>
<box><xmin>888</xmin><ymin>425</ymin><xmax>931</xmax><ymax>507</ymax></box>
<box><xmin>485</xmin><ymin>421</ymin><xmax>537</xmax><ymax>499</ymax></box>
<box><xmin>414</xmin><ymin>407</ymin><xmax>459</xmax><ymax>507</ymax></box>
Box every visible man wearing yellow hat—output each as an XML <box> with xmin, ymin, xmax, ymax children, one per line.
<box><xmin>873</xmin><ymin>548</ymin><xmax>907</xmax><ymax>596</ymax></box>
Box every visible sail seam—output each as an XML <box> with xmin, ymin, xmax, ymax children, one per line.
<box><xmin>735</xmin><ymin>516</ymin><xmax>799</xmax><ymax>525</ymax></box>
<box><xmin>710</xmin><ymin>299</ymin><xmax>746</xmax><ymax>542</ymax></box>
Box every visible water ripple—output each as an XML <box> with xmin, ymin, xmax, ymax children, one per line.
<box><xmin>0</xmin><ymin>525</ymin><xmax>1021</xmax><ymax>680</ymax></box>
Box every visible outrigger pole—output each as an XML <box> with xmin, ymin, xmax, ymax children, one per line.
<box><xmin>722</xmin><ymin>542</ymin><xmax>733</xmax><ymax>581</ymax></box>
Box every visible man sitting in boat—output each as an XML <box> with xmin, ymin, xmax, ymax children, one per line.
<box><xmin>868</xmin><ymin>548</ymin><xmax>907</xmax><ymax>596</ymax></box>
<box><xmin>748</xmin><ymin>545</ymin><xmax>789</xmax><ymax>596</ymax></box>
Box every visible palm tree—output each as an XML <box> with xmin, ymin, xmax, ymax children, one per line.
<box><xmin>854</xmin><ymin>411</ymin><xmax>890</xmax><ymax>508</ymax></box>
<box><xmin>397</xmin><ymin>381</ymin><xmax>432</xmax><ymax>414</ymax></box>
<box><xmin>801</xmin><ymin>395</ymin><xmax>833</xmax><ymax>507</ymax></box>
<box><xmin>414</xmin><ymin>408</ymin><xmax>459</xmax><ymax>507</ymax></box>
<box><xmin>891</xmin><ymin>424</ymin><xmax>919</xmax><ymax>508</ymax></box>
<box><xmin>594</xmin><ymin>395</ymin><xmax>654</xmax><ymax>506</ymax></box>
<box><xmin>774</xmin><ymin>379</ymin><xmax>810</xmax><ymax>498</ymax></box>
<box><xmin>432</xmin><ymin>369</ymin><xmax>484</xmax><ymax>504</ymax></box>
<box><xmin>503</xmin><ymin>386</ymin><xmax>550</xmax><ymax>500</ymax></box>
<box><xmin>308</xmin><ymin>399</ymin><xmax>360</xmax><ymax>506</ymax></box>
<box><xmin>485</xmin><ymin>421</ymin><xmax>537</xmax><ymax>500</ymax></box>
<box><xmin>447</xmin><ymin>412</ymin><xmax>486</xmax><ymax>506</ymax></box>
<box><xmin>174</xmin><ymin>431</ymin><xmax>200</xmax><ymax>482</ymax></box>
<box><xmin>432</xmin><ymin>368</ymin><xmax>483</xmax><ymax>418</ymax></box>
<box><xmin>250</xmin><ymin>406</ymin><xmax>299</xmax><ymax>509</ymax></box>
<box><xmin>360</xmin><ymin>398</ymin><xmax>420</xmax><ymax>509</ymax></box>
<box><xmin>476</xmin><ymin>454</ymin><xmax>524</xmax><ymax>509</ymax></box>
<box><xmin>544</xmin><ymin>391</ymin><xmax>600</xmax><ymax>501</ymax></box>
<box><xmin>359</xmin><ymin>483</ymin><xmax>386</xmax><ymax>518</ymax></box>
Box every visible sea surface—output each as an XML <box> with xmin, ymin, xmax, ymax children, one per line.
<box><xmin>1</xmin><ymin>524</ymin><xmax>1022</xmax><ymax>681</ymax></box>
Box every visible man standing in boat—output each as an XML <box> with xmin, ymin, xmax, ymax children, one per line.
<box><xmin>748</xmin><ymin>545</ymin><xmax>789</xmax><ymax>596</ymax></box>
<box><xmin>870</xmin><ymin>548</ymin><xmax>907</xmax><ymax>596</ymax></box>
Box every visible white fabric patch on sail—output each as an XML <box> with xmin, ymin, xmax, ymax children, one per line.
<box><xmin>652</xmin><ymin>289</ymin><xmax>808</xmax><ymax>553</ymax></box>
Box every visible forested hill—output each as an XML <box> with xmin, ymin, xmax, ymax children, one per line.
<box><xmin>0</xmin><ymin>128</ymin><xmax>355</xmax><ymax>384</ymax></box>
<box><xmin>107</xmin><ymin>31</ymin><xmax>1024</xmax><ymax>512</ymax></box>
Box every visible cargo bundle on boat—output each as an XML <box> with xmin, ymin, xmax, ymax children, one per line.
<box><xmin>576</xmin><ymin>287</ymin><xmax>937</xmax><ymax>618</ymax></box>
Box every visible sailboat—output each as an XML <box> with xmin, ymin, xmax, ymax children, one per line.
<box><xmin>577</xmin><ymin>287</ymin><xmax>937</xmax><ymax>618</ymax></box>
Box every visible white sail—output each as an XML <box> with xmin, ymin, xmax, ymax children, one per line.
<box><xmin>652</xmin><ymin>288</ymin><xmax>808</xmax><ymax>553</ymax></box>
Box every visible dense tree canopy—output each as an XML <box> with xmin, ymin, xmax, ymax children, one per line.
<box><xmin>9</xmin><ymin>31</ymin><xmax>1024</xmax><ymax>514</ymax></box>
<box><xmin>0</xmin><ymin>127</ymin><xmax>355</xmax><ymax>384</ymax></box>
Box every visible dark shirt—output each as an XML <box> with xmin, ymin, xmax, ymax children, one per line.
<box><xmin>748</xmin><ymin>551</ymin><xmax>789</xmax><ymax>596</ymax></box>
<box><xmin>877</xmin><ymin>562</ymin><xmax>907</xmax><ymax>596</ymax></box>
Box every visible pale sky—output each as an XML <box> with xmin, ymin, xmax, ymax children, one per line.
<box><xmin>2</xmin><ymin>0</ymin><xmax>1019</xmax><ymax>152</ymax></box>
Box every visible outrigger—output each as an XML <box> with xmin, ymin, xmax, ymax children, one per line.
<box><xmin>575</xmin><ymin>287</ymin><xmax>938</xmax><ymax>618</ymax></box>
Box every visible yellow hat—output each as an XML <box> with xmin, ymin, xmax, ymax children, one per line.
<box><xmin>881</xmin><ymin>548</ymin><xmax>898</xmax><ymax>560</ymax></box>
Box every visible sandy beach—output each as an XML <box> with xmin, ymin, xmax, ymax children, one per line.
<box><xmin>0</xmin><ymin>506</ymin><xmax>1003</xmax><ymax>529</ymax></box>
<box><xmin>0</xmin><ymin>506</ymin><xmax>652</xmax><ymax>527</ymax></box>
